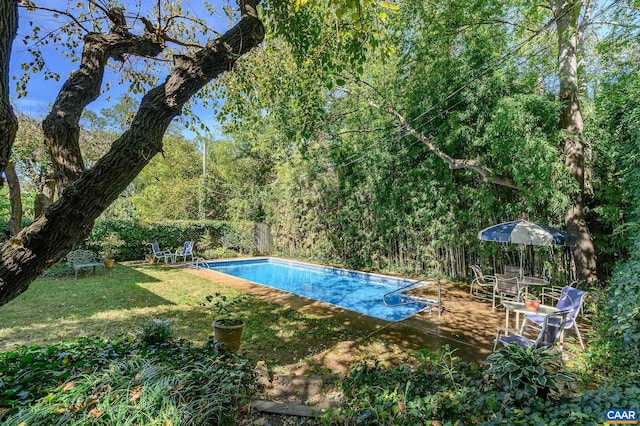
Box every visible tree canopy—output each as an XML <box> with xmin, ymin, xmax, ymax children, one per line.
<box><xmin>2</xmin><ymin>0</ymin><xmax>639</xmax><ymax>306</ymax></box>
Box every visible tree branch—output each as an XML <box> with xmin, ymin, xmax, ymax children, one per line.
<box><xmin>42</xmin><ymin>14</ymin><xmax>164</xmax><ymax>193</ymax></box>
<box><xmin>0</xmin><ymin>0</ymin><xmax>264</xmax><ymax>306</ymax></box>
<box><xmin>18</xmin><ymin>1</ymin><xmax>92</xmax><ymax>34</ymax></box>
<box><xmin>373</xmin><ymin>101</ymin><xmax>519</xmax><ymax>189</ymax></box>
<box><xmin>0</xmin><ymin>0</ymin><xmax>19</xmax><ymax>185</ymax></box>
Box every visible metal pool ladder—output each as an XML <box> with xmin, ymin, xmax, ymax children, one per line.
<box><xmin>191</xmin><ymin>258</ymin><xmax>208</xmax><ymax>270</ymax></box>
<box><xmin>383</xmin><ymin>276</ymin><xmax>442</xmax><ymax>317</ymax></box>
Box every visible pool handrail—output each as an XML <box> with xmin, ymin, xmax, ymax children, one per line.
<box><xmin>382</xmin><ymin>276</ymin><xmax>442</xmax><ymax>317</ymax></box>
<box><xmin>191</xmin><ymin>258</ymin><xmax>208</xmax><ymax>270</ymax></box>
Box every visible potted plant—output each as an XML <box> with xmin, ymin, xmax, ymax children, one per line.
<box><xmin>523</xmin><ymin>293</ymin><xmax>541</xmax><ymax>311</ymax></box>
<box><xmin>100</xmin><ymin>232</ymin><xmax>125</xmax><ymax>268</ymax></box>
<box><xmin>202</xmin><ymin>293</ymin><xmax>246</xmax><ymax>352</ymax></box>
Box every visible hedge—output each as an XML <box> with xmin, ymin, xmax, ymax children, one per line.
<box><xmin>83</xmin><ymin>220</ymin><xmax>239</xmax><ymax>261</ymax></box>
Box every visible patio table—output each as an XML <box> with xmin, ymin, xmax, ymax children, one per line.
<box><xmin>502</xmin><ymin>300</ymin><xmax>559</xmax><ymax>330</ymax></box>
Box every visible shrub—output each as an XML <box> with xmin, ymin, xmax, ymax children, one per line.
<box><xmin>201</xmin><ymin>247</ymin><xmax>239</xmax><ymax>259</ymax></box>
<box><xmin>221</xmin><ymin>223</ymin><xmax>254</xmax><ymax>254</ymax></box>
<box><xmin>485</xmin><ymin>344</ymin><xmax>575</xmax><ymax>405</ymax></box>
<box><xmin>40</xmin><ymin>261</ymin><xmax>74</xmax><ymax>278</ymax></box>
<box><xmin>601</xmin><ymin>244</ymin><xmax>640</xmax><ymax>374</ymax></box>
<box><xmin>0</xmin><ymin>336</ymin><xmax>256</xmax><ymax>424</ymax></box>
<box><xmin>135</xmin><ymin>317</ymin><xmax>173</xmax><ymax>347</ymax></box>
<box><xmin>335</xmin><ymin>346</ymin><xmax>498</xmax><ymax>424</ymax></box>
<box><xmin>334</xmin><ymin>344</ymin><xmax>639</xmax><ymax>425</ymax></box>
<box><xmin>84</xmin><ymin>220</ymin><xmax>235</xmax><ymax>261</ymax></box>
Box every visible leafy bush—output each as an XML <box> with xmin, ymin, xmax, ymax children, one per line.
<box><xmin>196</xmin><ymin>233</ymin><xmax>215</xmax><ymax>253</ymax></box>
<box><xmin>333</xmin><ymin>345</ymin><xmax>636</xmax><ymax>425</ymax></box>
<box><xmin>135</xmin><ymin>317</ymin><xmax>173</xmax><ymax>347</ymax></box>
<box><xmin>485</xmin><ymin>344</ymin><xmax>575</xmax><ymax>405</ymax></box>
<box><xmin>334</xmin><ymin>346</ymin><xmax>499</xmax><ymax>424</ymax></box>
<box><xmin>39</xmin><ymin>261</ymin><xmax>74</xmax><ymax>278</ymax></box>
<box><xmin>0</xmin><ymin>336</ymin><xmax>256</xmax><ymax>424</ymax></box>
<box><xmin>602</xmin><ymin>245</ymin><xmax>640</xmax><ymax>374</ymax></box>
<box><xmin>519</xmin><ymin>377</ymin><xmax>640</xmax><ymax>426</ymax></box>
<box><xmin>201</xmin><ymin>247</ymin><xmax>239</xmax><ymax>259</ymax></box>
<box><xmin>221</xmin><ymin>223</ymin><xmax>254</xmax><ymax>254</ymax></box>
<box><xmin>0</xmin><ymin>337</ymin><xmax>140</xmax><ymax>414</ymax></box>
<box><xmin>83</xmin><ymin>219</ymin><xmax>235</xmax><ymax>261</ymax></box>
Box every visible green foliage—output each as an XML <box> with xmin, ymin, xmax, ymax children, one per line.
<box><xmin>336</xmin><ymin>346</ymin><xmax>498</xmax><ymax>424</ymax></box>
<box><xmin>485</xmin><ymin>344</ymin><xmax>575</xmax><ymax>405</ymax></box>
<box><xmin>130</xmin><ymin>133</ymin><xmax>201</xmax><ymax>221</ymax></box>
<box><xmin>518</xmin><ymin>378</ymin><xmax>640</xmax><ymax>426</ymax></box>
<box><xmin>0</xmin><ymin>336</ymin><xmax>255</xmax><ymax>425</ymax></box>
<box><xmin>135</xmin><ymin>318</ymin><xmax>173</xmax><ymax>347</ymax></box>
<box><xmin>214</xmin><ymin>0</ymin><xmax>583</xmax><ymax>278</ymax></box>
<box><xmin>98</xmin><ymin>232</ymin><xmax>125</xmax><ymax>259</ymax></box>
<box><xmin>200</xmin><ymin>247</ymin><xmax>239</xmax><ymax>259</ymax></box>
<box><xmin>220</xmin><ymin>223</ymin><xmax>254</xmax><ymax>254</ymax></box>
<box><xmin>84</xmin><ymin>219</ymin><xmax>233</xmax><ymax>261</ymax></box>
<box><xmin>587</xmin><ymin>66</ymin><xmax>640</xmax><ymax>375</ymax></box>
<box><xmin>335</xmin><ymin>344</ymin><xmax>636</xmax><ymax>424</ymax></box>
<box><xmin>598</xmin><ymin>254</ymin><xmax>640</xmax><ymax>373</ymax></box>
<box><xmin>39</xmin><ymin>261</ymin><xmax>73</xmax><ymax>278</ymax></box>
<box><xmin>201</xmin><ymin>292</ymin><xmax>250</xmax><ymax>319</ymax></box>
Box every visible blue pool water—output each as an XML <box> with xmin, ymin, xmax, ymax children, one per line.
<box><xmin>201</xmin><ymin>258</ymin><xmax>431</xmax><ymax>321</ymax></box>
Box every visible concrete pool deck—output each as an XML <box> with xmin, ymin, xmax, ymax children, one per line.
<box><xmin>184</xmin><ymin>262</ymin><xmax>505</xmax><ymax>363</ymax></box>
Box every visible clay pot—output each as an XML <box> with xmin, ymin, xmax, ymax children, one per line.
<box><xmin>213</xmin><ymin>319</ymin><xmax>245</xmax><ymax>352</ymax></box>
<box><xmin>525</xmin><ymin>299</ymin><xmax>540</xmax><ymax>311</ymax></box>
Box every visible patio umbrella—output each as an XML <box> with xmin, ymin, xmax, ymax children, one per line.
<box><xmin>477</xmin><ymin>220</ymin><xmax>575</xmax><ymax>278</ymax></box>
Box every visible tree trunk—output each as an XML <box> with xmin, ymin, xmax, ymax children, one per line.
<box><xmin>5</xmin><ymin>162</ymin><xmax>22</xmax><ymax>236</ymax></box>
<box><xmin>0</xmin><ymin>0</ymin><xmax>264</xmax><ymax>306</ymax></box>
<box><xmin>551</xmin><ymin>0</ymin><xmax>597</xmax><ymax>284</ymax></box>
<box><xmin>34</xmin><ymin>175</ymin><xmax>56</xmax><ymax>218</ymax></box>
<box><xmin>0</xmin><ymin>0</ymin><xmax>19</xmax><ymax>185</ymax></box>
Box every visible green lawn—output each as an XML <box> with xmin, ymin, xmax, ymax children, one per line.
<box><xmin>0</xmin><ymin>264</ymin><xmax>219</xmax><ymax>348</ymax></box>
<box><xmin>0</xmin><ymin>263</ymin><xmax>399</xmax><ymax>370</ymax></box>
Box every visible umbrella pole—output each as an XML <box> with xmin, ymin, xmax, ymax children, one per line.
<box><xmin>519</xmin><ymin>244</ymin><xmax>524</xmax><ymax>281</ymax></box>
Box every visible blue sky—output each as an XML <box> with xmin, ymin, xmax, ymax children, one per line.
<box><xmin>10</xmin><ymin>1</ymin><xmax>234</xmax><ymax>139</ymax></box>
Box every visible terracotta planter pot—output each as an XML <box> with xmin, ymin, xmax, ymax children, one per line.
<box><xmin>525</xmin><ymin>299</ymin><xmax>540</xmax><ymax>311</ymax></box>
<box><xmin>213</xmin><ymin>319</ymin><xmax>244</xmax><ymax>352</ymax></box>
<box><xmin>104</xmin><ymin>258</ymin><xmax>116</xmax><ymax>268</ymax></box>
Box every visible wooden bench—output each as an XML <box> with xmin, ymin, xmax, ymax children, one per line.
<box><xmin>66</xmin><ymin>249</ymin><xmax>105</xmax><ymax>279</ymax></box>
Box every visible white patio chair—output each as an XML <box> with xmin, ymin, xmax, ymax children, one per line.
<box><xmin>151</xmin><ymin>242</ymin><xmax>172</xmax><ymax>264</ymax></box>
<box><xmin>493</xmin><ymin>274</ymin><xmax>522</xmax><ymax>311</ymax></box>
<box><xmin>541</xmin><ymin>280</ymin><xmax>578</xmax><ymax>305</ymax></box>
<box><xmin>521</xmin><ymin>286</ymin><xmax>587</xmax><ymax>350</ymax></box>
<box><xmin>493</xmin><ymin>309</ymin><xmax>571</xmax><ymax>351</ymax></box>
<box><xmin>504</xmin><ymin>265</ymin><xmax>520</xmax><ymax>277</ymax></box>
<box><xmin>469</xmin><ymin>265</ymin><xmax>495</xmax><ymax>302</ymax></box>
<box><xmin>174</xmin><ymin>241</ymin><xmax>194</xmax><ymax>263</ymax></box>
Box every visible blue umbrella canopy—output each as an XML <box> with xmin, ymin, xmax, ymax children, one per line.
<box><xmin>477</xmin><ymin>220</ymin><xmax>575</xmax><ymax>247</ymax></box>
<box><xmin>478</xmin><ymin>220</ymin><xmax>575</xmax><ymax>280</ymax></box>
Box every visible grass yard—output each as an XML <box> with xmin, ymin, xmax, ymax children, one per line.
<box><xmin>0</xmin><ymin>263</ymin><xmax>408</xmax><ymax>374</ymax></box>
<box><xmin>3</xmin><ymin>263</ymin><xmax>636</xmax><ymax>425</ymax></box>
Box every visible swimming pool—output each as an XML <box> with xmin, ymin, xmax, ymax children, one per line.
<box><xmin>198</xmin><ymin>258</ymin><xmax>439</xmax><ymax>321</ymax></box>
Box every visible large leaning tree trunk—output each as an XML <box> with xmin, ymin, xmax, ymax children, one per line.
<box><xmin>0</xmin><ymin>0</ymin><xmax>19</xmax><ymax>186</ymax></box>
<box><xmin>5</xmin><ymin>162</ymin><xmax>22</xmax><ymax>237</ymax></box>
<box><xmin>33</xmin><ymin>176</ymin><xmax>55</xmax><ymax>219</ymax></box>
<box><xmin>0</xmin><ymin>0</ymin><xmax>264</xmax><ymax>306</ymax></box>
<box><xmin>551</xmin><ymin>0</ymin><xmax>597</xmax><ymax>284</ymax></box>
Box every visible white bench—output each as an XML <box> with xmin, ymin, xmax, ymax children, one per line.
<box><xmin>66</xmin><ymin>249</ymin><xmax>105</xmax><ymax>279</ymax></box>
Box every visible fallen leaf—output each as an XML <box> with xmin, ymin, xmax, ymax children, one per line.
<box><xmin>130</xmin><ymin>385</ymin><xmax>144</xmax><ymax>402</ymax></box>
<box><xmin>87</xmin><ymin>407</ymin><xmax>105</xmax><ymax>418</ymax></box>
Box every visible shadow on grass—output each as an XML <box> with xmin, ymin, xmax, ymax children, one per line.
<box><xmin>0</xmin><ymin>264</ymin><xmax>186</xmax><ymax>349</ymax></box>
<box><xmin>192</xmin><ymin>268</ymin><xmax>502</xmax><ymax>364</ymax></box>
<box><xmin>1</xmin><ymin>264</ymin><xmax>449</xmax><ymax>376</ymax></box>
